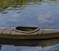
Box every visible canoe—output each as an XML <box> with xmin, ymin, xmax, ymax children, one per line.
<box><xmin>0</xmin><ymin>26</ymin><xmax>59</xmax><ymax>39</ymax></box>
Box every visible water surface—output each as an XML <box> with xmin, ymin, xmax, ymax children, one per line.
<box><xmin>0</xmin><ymin>0</ymin><xmax>59</xmax><ymax>28</ymax></box>
<box><xmin>0</xmin><ymin>0</ymin><xmax>59</xmax><ymax>51</ymax></box>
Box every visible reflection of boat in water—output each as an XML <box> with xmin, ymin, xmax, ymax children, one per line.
<box><xmin>0</xmin><ymin>26</ymin><xmax>59</xmax><ymax>39</ymax></box>
<box><xmin>0</xmin><ymin>38</ymin><xmax>41</xmax><ymax>46</ymax></box>
<box><xmin>0</xmin><ymin>44</ymin><xmax>2</xmax><ymax>50</ymax></box>
<box><xmin>0</xmin><ymin>38</ymin><xmax>59</xmax><ymax>46</ymax></box>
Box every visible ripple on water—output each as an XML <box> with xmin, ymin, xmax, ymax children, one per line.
<box><xmin>37</xmin><ymin>44</ymin><xmax>59</xmax><ymax>51</ymax></box>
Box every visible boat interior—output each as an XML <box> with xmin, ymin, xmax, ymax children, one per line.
<box><xmin>15</xmin><ymin>26</ymin><xmax>40</xmax><ymax>33</ymax></box>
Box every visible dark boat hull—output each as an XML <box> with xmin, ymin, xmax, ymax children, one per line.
<box><xmin>0</xmin><ymin>32</ymin><xmax>59</xmax><ymax>39</ymax></box>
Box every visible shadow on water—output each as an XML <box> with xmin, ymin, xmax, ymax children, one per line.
<box><xmin>0</xmin><ymin>38</ymin><xmax>59</xmax><ymax>51</ymax></box>
<box><xmin>0</xmin><ymin>38</ymin><xmax>41</xmax><ymax>46</ymax></box>
<box><xmin>0</xmin><ymin>38</ymin><xmax>59</xmax><ymax>50</ymax></box>
<box><xmin>0</xmin><ymin>38</ymin><xmax>59</xmax><ymax>47</ymax></box>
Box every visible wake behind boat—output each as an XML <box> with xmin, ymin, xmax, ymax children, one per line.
<box><xmin>0</xmin><ymin>26</ymin><xmax>59</xmax><ymax>39</ymax></box>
